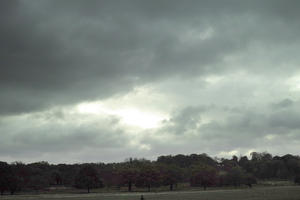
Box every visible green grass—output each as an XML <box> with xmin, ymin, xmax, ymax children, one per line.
<box><xmin>1</xmin><ymin>186</ymin><xmax>300</xmax><ymax>200</ymax></box>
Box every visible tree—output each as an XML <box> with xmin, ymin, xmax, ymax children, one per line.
<box><xmin>250</xmin><ymin>152</ymin><xmax>272</xmax><ymax>162</ymax></box>
<box><xmin>0</xmin><ymin>162</ymin><xmax>10</xmax><ymax>195</ymax></box>
<box><xmin>26</xmin><ymin>165</ymin><xmax>50</xmax><ymax>193</ymax></box>
<box><xmin>118</xmin><ymin>166</ymin><xmax>137</xmax><ymax>192</ymax></box>
<box><xmin>190</xmin><ymin>164</ymin><xmax>217</xmax><ymax>190</ymax></box>
<box><xmin>244</xmin><ymin>173</ymin><xmax>257</xmax><ymax>188</ymax></box>
<box><xmin>232</xmin><ymin>155</ymin><xmax>238</xmax><ymax>164</ymax></box>
<box><xmin>294</xmin><ymin>174</ymin><xmax>300</xmax><ymax>185</ymax></box>
<box><xmin>98</xmin><ymin>165</ymin><xmax>120</xmax><ymax>190</ymax></box>
<box><xmin>159</xmin><ymin>164</ymin><xmax>182</xmax><ymax>191</ymax></box>
<box><xmin>7</xmin><ymin>162</ymin><xmax>29</xmax><ymax>195</ymax></box>
<box><xmin>51</xmin><ymin>170</ymin><xmax>62</xmax><ymax>185</ymax></box>
<box><xmin>27</xmin><ymin>174</ymin><xmax>49</xmax><ymax>193</ymax></box>
<box><xmin>225</xmin><ymin>166</ymin><xmax>246</xmax><ymax>187</ymax></box>
<box><xmin>74</xmin><ymin>165</ymin><xmax>104</xmax><ymax>193</ymax></box>
<box><xmin>135</xmin><ymin>164</ymin><xmax>160</xmax><ymax>192</ymax></box>
<box><xmin>57</xmin><ymin>164</ymin><xmax>78</xmax><ymax>185</ymax></box>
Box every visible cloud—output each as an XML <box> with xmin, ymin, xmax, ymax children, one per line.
<box><xmin>1</xmin><ymin>95</ymin><xmax>300</xmax><ymax>163</ymax></box>
<box><xmin>2</xmin><ymin>0</ymin><xmax>300</xmax><ymax>115</ymax></box>
<box><xmin>144</xmin><ymin>98</ymin><xmax>300</xmax><ymax>158</ymax></box>
<box><xmin>272</xmin><ymin>98</ymin><xmax>294</xmax><ymax>109</ymax></box>
<box><xmin>0</xmin><ymin>108</ymin><xmax>131</xmax><ymax>163</ymax></box>
<box><xmin>2</xmin><ymin>1</ymin><xmax>300</xmax><ymax>162</ymax></box>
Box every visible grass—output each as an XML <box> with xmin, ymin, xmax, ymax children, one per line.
<box><xmin>0</xmin><ymin>186</ymin><xmax>300</xmax><ymax>200</ymax></box>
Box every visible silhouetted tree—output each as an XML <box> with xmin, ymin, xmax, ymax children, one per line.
<box><xmin>74</xmin><ymin>165</ymin><xmax>104</xmax><ymax>193</ymax></box>
<box><xmin>7</xmin><ymin>162</ymin><xmax>29</xmax><ymax>195</ymax></box>
<box><xmin>273</xmin><ymin>159</ymin><xmax>289</xmax><ymax>179</ymax></box>
<box><xmin>57</xmin><ymin>164</ymin><xmax>79</xmax><ymax>185</ymax></box>
<box><xmin>159</xmin><ymin>164</ymin><xmax>182</xmax><ymax>191</ymax></box>
<box><xmin>190</xmin><ymin>164</ymin><xmax>217</xmax><ymax>190</ymax></box>
<box><xmin>244</xmin><ymin>173</ymin><xmax>257</xmax><ymax>188</ymax></box>
<box><xmin>6</xmin><ymin>172</ymin><xmax>23</xmax><ymax>195</ymax></box>
<box><xmin>135</xmin><ymin>164</ymin><xmax>160</xmax><ymax>192</ymax></box>
<box><xmin>118</xmin><ymin>166</ymin><xmax>137</xmax><ymax>192</ymax></box>
<box><xmin>239</xmin><ymin>156</ymin><xmax>253</xmax><ymax>173</ymax></box>
<box><xmin>157</xmin><ymin>153</ymin><xmax>217</xmax><ymax>169</ymax></box>
<box><xmin>1</xmin><ymin>152</ymin><xmax>300</xmax><ymax>194</ymax></box>
<box><xmin>51</xmin><ymin>170</ymin><xmax>62</xmax><ymax>185</ymax></box>
<box><xmin>28</xmin><ymin>174</ymin><xmax>49</xmax><ymax>193</ymax></box>
<box><xmin>225</xmin><ymin>166</ymin><xmax>246</xmax><ymax>187</ymax></box>
<box><xmin>99</xmin><ymin>166</ymin><xmax>120</xmax><ymax>190</ymax></box>
<box><xmin>294</xmin><ymin>174</ymin><xmax>300</xmax><ymax>185</ymax></box>
<box><xmin>0</xmin><ymin>162</ymin><xmax>10</xmax><ymax>195</ymax></box>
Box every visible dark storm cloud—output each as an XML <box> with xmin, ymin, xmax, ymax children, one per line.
<box><xmin>2</xmin><ymin>0</ymin><xmax>300</xmax><ymax>115</ymax></box>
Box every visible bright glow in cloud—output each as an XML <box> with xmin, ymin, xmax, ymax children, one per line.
<box><xmin>265</xmin><ymin>134</ymin><xmax>276</xmax><ymax>140</ymax></box>
<box><xmin>287</xmin><ymin>74</ymin><xmax>300</xmax><ymax>91</ymax></box>
<box><xmin>204</xmin><ymin>75</ymin><xmax>224</xmax><ymax>84</ymax></box>
<box><xmin>76</xmin><ymin>102</ymin><xmax>165</xmax><ymax>129</ymax></box>
<box><xmin>114</xmin><ymin>108</ymin><xmax>164</xmax><ymax>129</ymax></box>
<box><xmin>77</xmin><ymin>102</ymin><xmax>103</xmax><ymax>114</ymax></box>
<box><xmin>76</xmin><ymin>86</ymin><xmax>169</xmax><ymax>129</ymax></box>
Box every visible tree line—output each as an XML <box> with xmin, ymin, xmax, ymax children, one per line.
<box><xmin>1</xmin><ymin>152</ymin><xmax>300</xmax><ymax>195</ymax></box>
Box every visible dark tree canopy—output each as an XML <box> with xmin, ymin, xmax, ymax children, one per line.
<box><xmin>190</xmin><ymin>164</ymin><xmax>217</xmax><ymax>190</ymax></box>
<box><xmin>1</xmin><ymin>152</ymin><xmax>300</xmax><ymax>194</ymax></box>
<box><xmin>74</xmin><ymin>165</ymin><xmax>103</xmax><ymax>193</ymax></box>
<box><xmin>118</xmin><ymin>165</ymin><xmax>137</xmax><ymax>192</ymax></box>
<box><xmin>135</xmin><ymin>164</ymin><xmax>160</xmax><ymax>192</ymax></box>
<box><xmin>159</xmin><ymin>164</ymin><xmax>182</xmax><ymax>191</ymax></box>
<box><xmin>0</xmin><ymin>162</ymin><xmax>10</xmax><ymax>195</ymax></box>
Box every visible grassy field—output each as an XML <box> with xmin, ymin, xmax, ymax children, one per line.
<box><xmin>1</xmin><ymin>186</ymin><xmax>300</xmax><ymax>200</ymax></box>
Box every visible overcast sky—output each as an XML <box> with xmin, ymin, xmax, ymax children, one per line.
<box><xmin>1</xmin><ymin>0</ymin><xmax>300</xmax><ymax>163</ymax></box>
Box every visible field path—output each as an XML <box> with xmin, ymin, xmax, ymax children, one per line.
<box><xmin>0</xmin><ymin>186</ymin><xmax>300</xmax><ymax>200</ymax></box>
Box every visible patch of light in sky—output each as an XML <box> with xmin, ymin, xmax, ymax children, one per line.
<box><xmin>287</xmin><ymin>74</ymin><xmax>300</xmax><ymax>91</ymax></box>
<box><xmin>217</xmin><ymin>150</ymin><xmax>239</xmax><ymax>158</ymax></box>
<box><xmin>204</xmin><ymin>75</ymin><xmax>224</xmax><ymax>84</ymax></box>
<box><xmin>76</xmin><ymin>102</ymin><xmax>165</xmax><ymax>129</ymax></box>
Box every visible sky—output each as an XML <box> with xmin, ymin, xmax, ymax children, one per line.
<box><xmin>1</xmin><ymin>0</ymin><xmax>300</xmax><ymax>164</ymax></box>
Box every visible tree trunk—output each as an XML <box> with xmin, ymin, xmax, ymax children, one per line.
<box><xmin>128</xmin><ymin>181</ymin><xmax>132</xmax><ymax>192</ymax></box>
